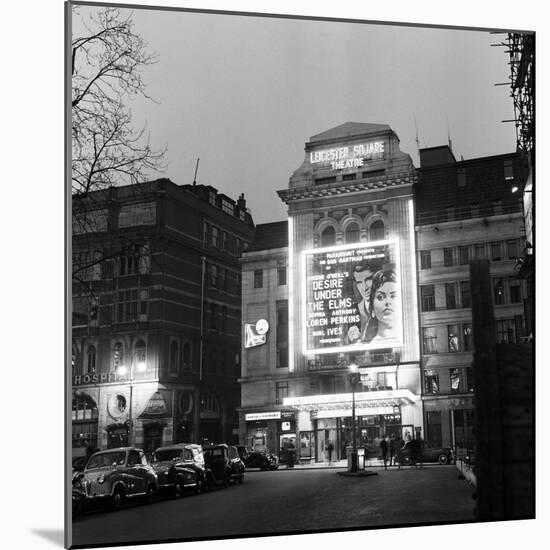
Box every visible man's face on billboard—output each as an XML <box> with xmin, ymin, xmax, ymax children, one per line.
<box><xmin>353</xmin><ymin>268</ymin><xmax>374</xmax><ymax>302</ymax></box>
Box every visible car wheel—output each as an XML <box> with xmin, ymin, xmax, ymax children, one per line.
<box><xmin>144</xmin><ymin>483</ymin><xmax>156</xmax><ymax>504</ymax></box>
<box><xmin>195</xmin><ymin>475</ymin><xmax>204</xmax><ymax>495</ymax></box>
<box><xmin>238</xmin><ymin>474</ymin><xmax>244</xmax><ymax>484</ymax></box>
<box><xmin>438</xmin><ymin>453</ymin><xmax>449</xmax><ymax>465</ymax></box>
<box><xmin>174</xmin><ymin>478</ymin><xmax>185</xmax><ymax>499</ymax></box>
<box><xmin>402</xmin><ymin>455</ymin><xmax>412</xmax><ymax>466</ymax></box>
<box><xmin>110</xmin><ymin>487</ymin><xmax>125</xmax><ymax>511</ymax></box>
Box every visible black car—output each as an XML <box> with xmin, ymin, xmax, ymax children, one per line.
<box><xmin>396</xmin><ymin>440</ymin><xmax>454</xmax><ymax>465</ymax></box>
<box><xmin>236</xmin><ymin>446</ymin><xmax>278</xmax><ymax>471</ymax></box>
<box><xmin>150</xmin><ymin>444</ymin><xmax>207</xmax><ymax>498</ymax></box>
<box><xmin>203</xmin><ymin>444</ymin><xmax>245</xmax><ymax>487</ymax></box>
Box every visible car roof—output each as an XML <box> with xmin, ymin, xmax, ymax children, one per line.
<box><xmin>91</xmin><ymin>447</ymin><xmax>143</xmax><ymax>455</ymax></box>
<box><xmin>154</xmin><ymin>444</ymin><xmax>202</xmax><ymax>452</ymax></box>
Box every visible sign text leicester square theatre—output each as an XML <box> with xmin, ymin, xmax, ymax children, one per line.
<box><xmin>309</xmin><ymin>141</ymin><xmax>384</xmax><ymax>170</ymax></box>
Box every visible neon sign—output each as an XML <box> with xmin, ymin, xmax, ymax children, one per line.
<box><xmin>301</xmin><ymin>240</ymin><xmax>403</xmax><ymax>355</ymax></box>
<box><xmin>309</xmin><ymin>142</ymin><xmax>384</xmax><ymax>170</ymax></box>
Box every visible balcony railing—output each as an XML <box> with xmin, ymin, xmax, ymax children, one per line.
<box><xmin>417</xmin><ymin>200</ymin><xmax>521</xmax><ymax>226</ymax></box>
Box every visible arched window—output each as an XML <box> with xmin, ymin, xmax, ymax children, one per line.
<box><xmin>135</xmin><ymin>340</ymin><xmax>146</xmax><ymax>364</ymax></box>
<box><xmin>344</xmin><ymin>223</ymin><xmax>360</xmax><ymax>243</ymax></box>
<box><xmin>86</xmin><ymin>345</ymin><xmax>96</xmax><ymax>374</ymax></box>
<box><xmin>113</xmin><ymin>342</ymin><xmax>124</xmax><ymax>370</ymax></box>
<box><xmin>321</xmin><ymin>226</ymin><xmax>336</xmax><ymax>246</ymax></box>
<box><xmin>170</xmin><ymin>341</ymin><xmax>178</xmax><ymax>371</ymax></box>
<box><xmin>370</xmin><ymin>220</ymin><xmax>385</xmax><ymax>241</ymax></box>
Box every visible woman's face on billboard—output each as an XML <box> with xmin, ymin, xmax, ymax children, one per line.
<box><xmin>372</xmin><ymin>281</ymin><xmax>398</xmax><ymax>327</ymax></box>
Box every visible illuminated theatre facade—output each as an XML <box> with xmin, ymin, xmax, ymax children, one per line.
<box><xmin>240</xmin><ymin>123</ymin><xmax>422</xmax><ymax>462</ymax></box>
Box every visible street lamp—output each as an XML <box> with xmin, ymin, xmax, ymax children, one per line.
<box><xmin>117</xmin><ymin>351</ymin><xmax>146</xmax><ymax>447</ymax></box>
<box><xmin>348</xmin><ymin>357</ymin><xmax>360</xmax><ymax>473</ymax></box>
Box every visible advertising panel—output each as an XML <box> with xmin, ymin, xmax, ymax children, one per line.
<box><xmin>301</xmin><ymin>240</ymin><xmax>402</xmax><ymax>355</ymax></box>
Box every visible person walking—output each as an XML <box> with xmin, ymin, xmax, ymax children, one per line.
<box><xmin>389</xmin><ymin>435</ymin><xmax>396</xmax><ymax>466</ymax></box>
<box><xmin>326</xmin><ymin>440</ymin><xmax>334</xmax><ymax>466</ymax></box>
<box><xmin>380</xmin><ymin>436</ymin><xmax>388</xmax><ymax>470</ymax></box>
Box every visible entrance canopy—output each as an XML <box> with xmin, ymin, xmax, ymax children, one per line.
<box><xmin>283</xmin><ymin>389</ymin><xmax>418</xmax><ymax>414</ymax></box>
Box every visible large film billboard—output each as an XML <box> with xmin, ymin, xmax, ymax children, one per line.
<box><xmin>301</xmin><ymin>240</ymin><xmax>403</xmax><ymax>355</ymax></box>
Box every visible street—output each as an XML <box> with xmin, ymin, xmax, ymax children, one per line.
<box><xmin>71</xmin><ymin>465</ymin><xmax>476</xmax><ymax>547</ymax></box>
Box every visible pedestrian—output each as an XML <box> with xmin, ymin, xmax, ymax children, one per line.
<box><xmin>389</xmin><ymin>435</ymin><xmax>396</xmax><ymax>466</ymax></box>
<box><xmin>380</xmin><ymin>436</ymin><xmax>388</xmax><ymax>469</ymax></box>
<box><xmin>287</xmin><ymin>442</ymin><xmax>295</xmax><ymax>468</ymax></box>
<box><xmin>410</xmin><ymin>437</ymin><xmax>420</xmax><ymax>468</ymax></box>
<box><xmin>326</xmin><ymin>440</ymin><xmax>334</xmax><ymax>466</ymax></box>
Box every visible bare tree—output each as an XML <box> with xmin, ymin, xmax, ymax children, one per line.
<box><xmin>72</xmin><ymin>6</ymin><xmax>165</xmax><ymax>196</ymax></box>
<box><xmin>71</xmin><ymin>6</ymin><xmax>165</xmax><ymax>302</ymax></box>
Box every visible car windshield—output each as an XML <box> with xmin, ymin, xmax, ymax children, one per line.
<box><xmin>152</xmin><ymin>449</ymin><xmax>182</xmax><ymax>462</ymax></box>
<box><xmin>86</xmin><ymin>451</ymin><xmax>126</xmax><ymax>469</ymax></box>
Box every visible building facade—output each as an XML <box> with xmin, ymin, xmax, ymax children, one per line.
<box><xmin>415</xmin><ymin>146</ymin><xmax>528</xmax><ymax>449</ymax></box>
<box><xmin>71</xmin><ymin>179</ymin><xmax>255</xmax><ymax>458</ymax></box>
<box><xmin>240</xmin><ymin>123</ymin><xmax>422</xmax><ymax>463</ymax></box>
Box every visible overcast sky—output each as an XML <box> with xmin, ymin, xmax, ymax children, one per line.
<box><xmin>73</xmin><ymin>5</ymin><xmax>518</xmax><ymax>224</ymax></box>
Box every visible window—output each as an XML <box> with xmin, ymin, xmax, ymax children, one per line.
<box><xmin>492</xmin><ymin>200</ymin><xmax>503</xmax><ymax>215</ymax></box>
<box><xmin>424</xmin><ymin>370</ymin><xmax>439</xmax><ymax>394</ymax></box>
<box><xmin>117</xmin><ymin>289</ymin><xmax>148</xmax><ymax>322</ymax></box>
<box><xmin>460</xmin><ymin>281</ymin><xmax>471</xmax><ymax>308</ymax></box>
<box><xmin>222</xmin><ymin>231</ymin><xmax>228</xmax><ymax>250</ymax></box>
<box><xmin>448</xmin><ymin>325</ymin><xmax>459</xmax><ymax>352</ymax></box>
<box><xmin>119</xmin><ymin>244</ymin><xmax>148</xmax><ymax>276</ymax></box>
<box><xmin>445</xmin><ymin>283</ymin><xmax>457</xmax><ymax>309</ymax></box>
<box><xmin>135</xmin><ymin>340</ymin><xmax>146</xmax><ymax>366</ymax></box>
<box><xmin>343</xmin><ymin>173</ymin><xmax>356</xmax><ymax>181</ymax></box>
<box><xmin>113</xmin><ymin>342</ymin><xmax>124</xmax><ymax>371</ymax></box>
<box><xmin>170</xmin><ymin>341</ymin><xmax>178</xmax><ymax>372</ymax></box>
<box><xmin>496</xmin><ymin>318</ymin><xmax>518</xmax><ymax>344</ymax></box>
<box><xmin>421</xmin><ymin>285</ymin><xmax>435</xmax><ymax>312</ymax></box>
<box><xmin>315</xmin><ymin>176</ymin><xmax>337</xmax><ymax>185</ymax></box>
<box><xmin>118</xmin><ymin>202</ymin><xmax>156</xmax><ymax>227</ymax></box>
<box><xmin>220</xmin><ymin>268</ymin><xmax>227</xmax><ymax>291</ymax></box>
<box><xmin>183</xmin><ymin>342</ymin><xmax>191</xmax><ymax>369</ymax></box>
<box><xmin>457</xmin><ymin>168</ymin><xmax>466</xmax><ymax>187</ymax></box>
<box><xmin>344</xmin><ymin>223</ymin><xmax>360</xmax><ymax>243</ymax></box>
<box><xmin>275</xmin><ymin>381</ymin><xmax>289</xmax><ymax>404</ymax></box>
<box><xmin>491</xmin><ymin>242</ymin><xmax>502</xmax><ymax>261</ymax></box>
<box><xmin>86</xmin><ymin>345</ymin><xmax>96</xmax><ymax>374</ymax></box>
<box><xmin>463</xmin><ymin>324</ymin><xmax>473</xmax><ymax>351</ymax></box>
<box><xmin>459</xmin><ymin>246</ymin><xmax>470</xmax><ymax>265</ymax></box>
<box><xmin>321</xmin><ymin>226</ymin><xmax>336</xmax><ymax>246</ymax></box>
<box><xmin>253</xmin><ymin>270</ymin><xmax>263</xmax><ymax>289</ymax></box>
<box><xmin>444</xmin><ymin>248</ymin><xmax>454</xmax><ymax>267</ymax></box>
<box><xmin>221</xmin><ymin>306</ymin><xmax>227</xmax><ymax>332</ymax></box>
<box><xmin>504</xmin><ymin>159</ymin><xmax>514</xmax><ymax>180</ymax></box>
<box><xmin>277</xmin><ymin>266</ymin><xmax>287</xmax><ymax>286</ymax></box>
<box><xmin>276</xmin><ymin>300</ymin><xmax>289</xmax><ymax>368</ymax></box>
<box><xmin>445</xmin><ymin>206</ymin><xmax>455</xmax><ymax>221</ymax></box>
<box><xmin>470</xmin><ymin>203</ymin><xmax>480</xmax><ymax>218</ymax></box>
<box><xmin>493</xmin><ymin>279</ymin><xmax>505</xmax><ymax>305</ymax></box>
<box><xmin>475</xmin><ymin>244</ymin><xmax>486</xmax><ymax>259</ymax></box>
<box><xmin>420</xmin><ymin>251</ymin><xmax>431</xmax><ymax>269</ymax></box>
<box><xmin>221</xmin><ymin>199</ymin><xmax>233</xmax><ymax>215</ymax></box>
<box><xmin>423</xmin><ymin>327</ymin><xmax>437</xmax><ymax>354</ymax></box>
<box><xmin>211</xmin><ymin>226</ymin><xmax>219</xmax><ymax>247</ymax></box>
<box><xmin>210</xmin><ymin>304</ymin><xmax>217</xmax><ymax>329</ymax></box>
<box><xmin>369</xmin><ymin>220</ymin><xmax>385</xmax><ymax>241</ymax></box>
<box><xmin>507</xmin><ymin>239</ymin><xmax>519</xmax><ymax>259</ymax></box>
<box><xmin>450</xmin><ymin>368</ymin><xmax>461</xmax><ymax>393</ymax></box>
<box><xmin>510</xmin><ymin>279</ymin><xmax>522</xmax><ymax>303</ymax></box>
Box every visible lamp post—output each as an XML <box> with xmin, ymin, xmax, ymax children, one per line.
<box><xmin>348</xmin><ymin>358</ymin><xmax>360</xmax><ymax>473</ymax></box>
<box><xmin>117</xmin><ymin>352</ymin><xmax>146</xmax><ymax>447</ymax></box>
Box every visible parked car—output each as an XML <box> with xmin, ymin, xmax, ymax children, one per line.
<box><xmin>72</xmin><ymin>455</ymin><xmax>87</xmax><ymax>474</ymax></box>
<box><xmin>203</xmin><ymin>444</ymin><xmax>244</xmax><ymax>487</ymax></box>
<box><xmin>150</xmin><ymin>444</ymin><xmax>207</xmax><ymax>497</ymax></box>
<box><xmin>464</xmin><ymin>449</ymin><xmax>476</xmax><ymax>466</ymax></box>
<box><xmin>396</xmin><ymin>440</ymin><xmax>454</xmax><ymax>465</ymax></box>
<box><xmin>236</xmin><ymin>446</ymin><xmax>278</xmax><ymax>471</ymax></box>
<box><xmin>75</xmin><ymin>447</ymin><xmax>158</xmax><ymax>511</ymax></box>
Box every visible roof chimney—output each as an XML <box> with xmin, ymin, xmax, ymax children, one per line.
<box><xmin>237</xmin><ymin>193</ymin><xmax>246</xmax><ymax>210</ymax></box>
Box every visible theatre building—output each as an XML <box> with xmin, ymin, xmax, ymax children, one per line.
<box><xmin>415</xmin><ymin>146</ymin><xmax>528</xmax><ymax>449</ymax></box>
<box><xmin>71</xmin><ymin>179</ymin><xmax>254</xmax><ymax>457</ymax></box>
<box><xmin>239</xmin><ymin>123</ymin><xmax>422</xmax><ymax>462</ymax></box>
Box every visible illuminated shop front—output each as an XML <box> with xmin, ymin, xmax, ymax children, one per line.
<box><xmin>240</xmin><ymin>123</ymin><xmax>422</xmax><ymax>461</ymax></box>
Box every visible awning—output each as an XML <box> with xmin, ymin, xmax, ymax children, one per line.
<box><xmin>283</xmin><ymin>389</ymin><xmax>418</xmax><ymax>413</ymax></box>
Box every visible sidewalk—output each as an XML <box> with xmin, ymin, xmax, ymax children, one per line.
<box><xmin>278</xmin><ymin>458</ymin><xmax>399</xmax><ymax>470</ymax></box>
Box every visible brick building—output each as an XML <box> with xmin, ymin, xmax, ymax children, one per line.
<box><xmin>71</xmin><ymin>179</ymin><xmax>254</xmax><ymax>457</ymax></box>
